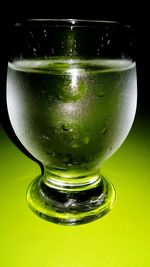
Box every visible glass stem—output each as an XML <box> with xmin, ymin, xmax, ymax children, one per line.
<box><xmin>42</xmin><ymin>166</ymin><xmax>101</xmax><ymax>192</ymax></box>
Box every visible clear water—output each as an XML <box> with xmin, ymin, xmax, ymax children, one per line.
<box><xmin>7</xmin><ymin>59</ymin><xmax>137</xmax><ymax>175</ymax></box>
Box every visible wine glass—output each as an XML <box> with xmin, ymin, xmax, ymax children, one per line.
<box><xmin>6</xmin><ymin>19</ymin><xmax>137</xmax><ymax>225</ymax></box>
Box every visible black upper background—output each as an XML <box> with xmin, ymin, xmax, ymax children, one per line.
<box><xmin>0</xmin><ymin>2</ymin><xmax>149</xmax><ymax>129</ymax></box>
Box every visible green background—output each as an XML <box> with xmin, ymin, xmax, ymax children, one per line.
<box><xmin>0</xmin><ymin>112</ymin><xmax>150</xmax><ymax>267</ymax></box>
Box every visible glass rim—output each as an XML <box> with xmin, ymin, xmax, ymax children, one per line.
<box><xmin>14</xmin><ymin>18</ymin><xmax>131</xmax><ymax>28</ymax></box>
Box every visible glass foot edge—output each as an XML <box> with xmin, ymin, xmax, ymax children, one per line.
<box><xmin>26</xmin><ymin>175</ymin><xmax>116</xmax><ymax>226</ymax></box>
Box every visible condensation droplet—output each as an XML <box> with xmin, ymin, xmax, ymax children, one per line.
<box><xmin>71</xmin><ymin>143</ymin><xmax>79</xmax><ymax>148</ymax></box>
<box><xmin>83</xmin><ymin>136</ymin><xmax>90</xmax><ymax>144</ymax></box>
<box><xmin>41</xmin><ymin>135</ymin><xmax>50</xmax><ymax>141</ymax></box>
<box><xmin>29</xmin><ymin>31</ymin><xmax>33</xmax><ymax>37</ymax></box>
<box><xmin>37</xmin><ymin>43</ymin><xmax>40</xmax><ymax>48</ymax></box>
<box><xmin>108</xmin><ymin>147</ymin><xmax>112</xmax><ymax>151</ymax></box>
<box><xmin>47</xmin><ymin>151</ymin><xmax>55</xmax><ymax>157</ymax></box>
<box><xmin>96</xmin><ymin>91</ymin><xmax>106</xmax><ymax>97</ymax></box>
<box><xmin>62</xmin><ymin>124</ymin><xmax>69</xmax><ymax>132</ymax></box>
<box><xmin>107</xmin><ymin>39</ymin><xmax>110</xmax><ymax>45</ymax></box>
<box><xmin>48</xmin><ymin>95</ymin><xmax>53</xmax><ymax>101</ymax></box>
<box><xmin>101</xmin><ymin>127</ymin><xmax>108</xmax><ymax>135</ymax></box>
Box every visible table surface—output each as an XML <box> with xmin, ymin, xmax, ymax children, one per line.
<box><xmin>0</xmin><ymin>115</ymin><xmax>150</xmax><ymax>267</ymax></box>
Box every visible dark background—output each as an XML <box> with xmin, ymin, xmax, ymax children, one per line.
<box><xmin>0</xmin><ymin>2</ymin><xmax>149</xmax><ymax>130</ymax></box>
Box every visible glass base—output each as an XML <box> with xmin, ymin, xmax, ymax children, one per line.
<box><xmin>26</xmin><ymin>173</ymin><xmax>116</xmax><ymax>226</ymax></box>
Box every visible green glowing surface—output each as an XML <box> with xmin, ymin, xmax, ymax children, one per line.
<box><xmin>0</xmin><ymin>116</ymin><xmax>150</xmax><ymax>267</ymax></box>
